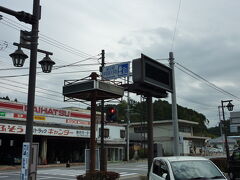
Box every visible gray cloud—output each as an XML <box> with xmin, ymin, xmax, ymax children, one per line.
<box><xmin>1</xmin><ymin>0</ymin><xmax>240</xmax><ymax>127</ymax></box>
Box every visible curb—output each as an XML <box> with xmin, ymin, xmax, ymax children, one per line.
<box><xmin>0</xmin><ymin>162</ymin><xmax>84</xmax><ymax>171</ymax></box>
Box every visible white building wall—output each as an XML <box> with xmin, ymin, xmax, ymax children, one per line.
<box><xmin>96</xmin><ymin>124</ymin><xmax>125</xmax><ymax>140</ymax></box>
<box><xmin>153</xmin><ymin>125</ymin><xmax>173</xmax><ymax>137</ymax></box>
<box><xmin>153</xmin><ymin>125</ymin><xmax>173</xmax><ymax>155</ymax></box>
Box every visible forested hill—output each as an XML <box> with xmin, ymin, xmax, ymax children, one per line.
<box><xmin>114</xmin><ymin>99</ymin><xmax>208</xmax><ymax>134</ymax></box>
<box><xmin>90</xmin><ymin>99</ymin><xmax>209</xmax><ymax>135</ymax></box>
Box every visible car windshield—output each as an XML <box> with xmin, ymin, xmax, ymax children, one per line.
<box><xmin>170</xmin><ymin>160</ymin><xmax>224</xmax><ymax>180</ymax></box>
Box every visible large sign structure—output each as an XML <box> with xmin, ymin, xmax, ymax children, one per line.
<box><xmin>62</xmin><ymin>72</ymin><xmax>124</xmax><ymax>173</ymax></box>
<box><xmin>63</xmin><ymin>79</ymin><xmax>124</xmax><ymax>101</ymax></box>
<box><xmin>132</xmin><ymin>54</ymin><xmax>173</xmax><ymax>93</ymax></box>
<box><xmin>0</xmin><ymin>123</ymin><xmax>90</xmax><ymax>137</ymax></box>
<box><xmin>0</xmin><ymin>100</ymin><xmax>91</xmax><ymax>126</ymax></box>
<box><xmin>123</xmin><ymin>54</ymin><xmax>171</xmax><ymax>98</ymax></box>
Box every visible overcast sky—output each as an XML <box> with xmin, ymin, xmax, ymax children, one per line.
<box><xmin>0</xmin><ymin>0</ymin><xmax>239</xmax><ymax>127</ymax></box>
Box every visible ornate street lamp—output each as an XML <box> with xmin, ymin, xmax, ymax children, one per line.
<box><xmin>39</xmin><ymin>54</ymin><xmax>55</xmax><ymax>73</ymax></box>
<box><xmin>9</xmin><ymin>46</ymin><xmax>28</xmax><ymax>67</ymax></box>
<box><xmin>226</xmin><ymin>101</ymin><xmax>234</xmax><ymax>111</ymax></box>
<box><xmin>0</xmin><ymin>1</ymin><xmax>55</xmax><ymax>179</ymax></box>
<box><xmin>11</xmin><ymin>42</ymin><xmax>55</xmax><ymax>73</ymax></box>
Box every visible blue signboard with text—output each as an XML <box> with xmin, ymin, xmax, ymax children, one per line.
<box><xmin>102</xmin><ymin>62</ymin><xmax>130</xmax><ymax>80</ymax></box>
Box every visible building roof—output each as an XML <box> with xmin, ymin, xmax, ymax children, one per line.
<box><xmin>129</xmin><ymin>119</ymin><xmax>198</xmax><ymax>126</ymax></box>
<box><xmin>207</xmin><ymin>136</ymin><xmax>237</xmax><ymax>144</ymax></box>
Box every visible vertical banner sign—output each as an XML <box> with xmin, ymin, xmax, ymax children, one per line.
<box><xmin>20</xmin><ymin>142</ymin><xmax>30</xmax><ymax>180</ymax></box>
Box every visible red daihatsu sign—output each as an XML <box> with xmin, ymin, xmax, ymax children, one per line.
<box><xmin>0</xmin><ymin>100</ymin><xmax>90</xmax><ymax>119</ymax></box>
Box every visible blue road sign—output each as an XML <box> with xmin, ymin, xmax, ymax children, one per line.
<box><xmin>21</xmin><ymin>142</ymin><xmax>30</xmax><ymax>180</ymax></box>
<box><xmin>102</xmin><ymin>62</ymin><xmax>130</xmax><ymax>80</ymax></box>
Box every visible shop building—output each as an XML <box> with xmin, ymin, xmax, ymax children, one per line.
<box><xmin>129</xmin><ymin>119</ymin><xmax>209</xmax><ymax>156</ymax></box>
<box><xmin>0</xmin><ymin>100</ymin><xmax>126</xmax><ymax>165</ymax></box>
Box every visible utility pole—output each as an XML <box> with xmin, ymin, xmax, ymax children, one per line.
<box><xmin>89</xmin><ymin>73</ymin><xmax>98</xmax><ymax>172</ymax></box>
<box><xmin>100</xmin><ymin>50</ymin><xmax>106</xmax><ymax>171</ymax></box>
<box><xmin>169</xmin><ymin>52</ymin><xmax>180</xmax><ymax>156</ymax></box>
<box><xmin>221</xmin><ymin>101</ymin><xmax>230</xmax><ymax>166</ymax></box>
<box><xmin>126</xmin><ymin>75</ymin><xmax>130</xmax><ymax>161</ymax></box>
<box><xmin>218</xmin><ymin>106</ymin><xmax>225</xmax><ymax>153</ymax></box>
<box><xmin>147</xmin><ymin>96</ymin><xmax>153</xmax><ymax>177</ymax></box>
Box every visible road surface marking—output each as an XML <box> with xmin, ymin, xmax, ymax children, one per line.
<box><xmin>0</xmin><ymin>176</ymin><xmax>8</xmax><ymax>179</ymax></box>
<box><xmin>36</xmin><ymin>168</ymin><xmax>139</xmax><ymax>179</ymax></box>
<box><xmin>119</xmin><ymin>172</ymin><xmax>138</xmax><ymax>177</ymax></box>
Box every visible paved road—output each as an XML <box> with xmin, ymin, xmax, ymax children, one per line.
<box><xmin>0</xmin><ymin>161</ymin><xmax>148</xmax><ymax>180</ymax></box>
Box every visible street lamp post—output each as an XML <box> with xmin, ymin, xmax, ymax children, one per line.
<box><xmin>0</xmin><ymin>1</ymin><xmax>55</xmax><ymax>179</ymax></box>
<box><xmin>221</xmin><ymin>100</ymin><xmax>234</xmax><ymax>174</ymax></box>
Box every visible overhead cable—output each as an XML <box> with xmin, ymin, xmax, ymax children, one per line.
<box><xmin>171</xmin><ymin>0</ymin><xmax>182</xmax><ymax>51</ymax></box>
<box><xmin>175</xmin><ymin>62</ymin><xmax>240</xmax><ymax>101</ymax></box>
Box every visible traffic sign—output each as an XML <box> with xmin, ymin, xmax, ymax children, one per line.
<box><xmin>20</xmin><ymin>142</ymin><xmax>30</xmax><ymax>180</ymax></box>
<box><xmin>102</xmin><ymin>62</ymin><xmax>130</xmax><ymax>80</ymax></box>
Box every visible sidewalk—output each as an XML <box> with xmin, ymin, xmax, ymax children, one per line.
<box><xmin>0</xmin><ymin>162</ymin><xmax>83</xmax><ymax>171</ymax></box>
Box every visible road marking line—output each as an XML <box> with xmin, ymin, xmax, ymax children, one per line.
<box><xmin>120</xmin><ymin>172</ymin><xmax>138</xmax><ymax>177</ymax></box>
<box><xmin>109</xmin><ymin>167</ymin><xmax>143</xmax><ymax>170</ymax></box>
<box><xmin>38</xmin><ymin>177</ymin><xmax>53</xmax><ymax>180</ymax></box>
<box><xmin>39</xmin><ymin>176</ymin><xmax>75</xmax><ymax>180</ymax></box>
<box><xmin>0</xmin><ymin>176</ymin><xmax>8</xmax><ymax>178</ymax></box>
<box><xmin>0</xmin><ymin>172</ymin><xmax>19</xmax><ymax>175</ymax></box>
<box><xmin>37</xmin><ymin>169</ymin><xmax>85</xmax><ymax>177</ymax></box>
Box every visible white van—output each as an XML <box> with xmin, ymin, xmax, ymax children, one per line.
<box><xmin>149</xmin><ymin>156</ymin><xmax>227</xmax><ymax>180</ymax></box>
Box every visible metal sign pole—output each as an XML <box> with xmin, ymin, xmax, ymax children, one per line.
<box><xmin>147</xmin><ymin>96</ymin><xmax>153</xmax><ymax>177</ymax></box>
<box><xmin>126</xmin><ymin>75</ymin><xmax>130</xmax><ymax>161</ymax></box>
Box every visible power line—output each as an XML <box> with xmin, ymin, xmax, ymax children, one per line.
<box><xmin>0</xmin><ymin>16</ymin><xmax>100</xmax><ymax>64</ymax></box>
<box><xmin>177</xmin><ymin>95</ymin><xmax>216</xmax><ymax>109</ymax></box>
<box><xmin>0</xmin><ymin>80</ymin><xmax>61</xmax><ymax>99</ymax></box>
<box><xmin>0</xmin><ymin>63</ymin><xmax>100</xmax><ymax>71</ymax></box>
<box><xmin>171</xmin><ymin>0</ymin><xmax>182</xmax><ymax>51</ymax></box>
<box><xmin>1</xmin><ymin>79</ymin><xmax>61</xmax><ymax>95</ymax></box>
<box><xmin>175</xmin><ymin>65</ymin><xmax>231</xmax><ymax>97</ymax></box>
<box><xmin>41</xmin><ymin>69</ymin><xmax>98</xmax><ymax>75</ymax></box>
<box><xmin>0</xmin><ymin>81</ymin><xmax>91</xmax><ymax>107</ymax></box>
<box><xmin>53</xmin><ymin>57</ymin><xmax>98</xmax><ymax>71</ymax></box>
<box><xmin>1</xmin><ymin>16</ymin><xmax>92</xmax><ymax>57</ymax></box>
<box><xmin>0</xmin><ymin>42</ymin><xmax>100</xmax><ymax>69</ymax></box>
<box><xmin>175</xmin><ymin>62</ymin><xmax>240</xmax><ymax>101</ymax></box>
<box><xmin>1</xmin><ymin>16</ymin><xmax>129</xmax><ymax>72</ymax></box>
<box><xmin>0</xmin><ymin>69</ymin><xmax>98</xmax><ymax>78</ymax></box>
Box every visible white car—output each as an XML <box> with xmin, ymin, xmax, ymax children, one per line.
<box><xmin>149</xmin><ymin>156</ymin><xmax>227</xmax><ymax>180</ymax></box>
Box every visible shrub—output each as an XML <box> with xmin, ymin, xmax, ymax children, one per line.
<box><xmin>76</xmin><ymin>171</ymin><xmax>120</xmax><ymax>180</ymax></box>
<box><xmin>138</xmin><ymin>148</ymin><xmax>147</xmax><ymax>158</ymax></box>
